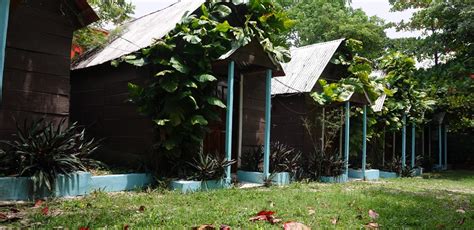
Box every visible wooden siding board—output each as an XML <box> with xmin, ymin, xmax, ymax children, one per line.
<box><xmin>2</xmin><ymin>90</ymin><xmax>69</xmax><ymax>115</ymax></box>
<box><xmin>4</xmin><ymin>48</ymin><xmax>71</xmax><ymax>76</ymax></box>
<box><xmin>3</xmin><ymin>69</ymin><xmax>69</xmax><ymax>96</ymax></box>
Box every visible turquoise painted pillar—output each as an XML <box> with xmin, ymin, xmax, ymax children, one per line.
<box><xmin>344</xmin><ymin>101</ymin><xmax>350</xmax><ymax>177</ymax></box>
<box><xmin>438</xmin><ymin>124</ymin><xmax>442</xmax><ymax>167</ymax></box>
<box><xmin>362</xmin><ymin>105</ymin><xmax>367</xmax><ymax>180</ymax></box>
<box><xmin>411</xmin><ymin>123</ymin><xmax>416</xmax><ymax>168</ymax></box>
<box><xmin>0</xmin><ymin>0</ymin><xmax>10</xmax><ymax>104</ymax></box>
<box><xmin>401</xmin><ymin>114</ymin><xmax>406</xmax><ymax>167</ymax></box>
<box><xmin>263</xmin><ymin>69</ymin><xmax>272</xmax><ymax>179</ymax></box>
<box><xmin>444</xmin><ymin>125</ymin><xmax>448</xmax><ymax>170</ymax></box>
<box><xmin>224</xmin><ymin>61</ymin><xmax>235</xmax><ymax>183</ymax></box>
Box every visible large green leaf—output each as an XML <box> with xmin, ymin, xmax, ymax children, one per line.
<box><xmin>190</xmin><ymin>115</ymin><xmax>208</xmax><ymax>126</ymax></box>
<box><xmin>206</xmin><ymin>97</ymin><xmax>226</xmax><ymax>108</ymax></box>
<box><xmin>170</xmin><ymin>56</ymin><xmax>189</xmax><ymax>74</ymax></box>
<box><xmin>161</xmin><ymin>78</ymin><xmax>179</xmax><ymax>92</ymax></box>
<box><xmin>194</xmin><ymin>74</ymin><xmax>217</xmax><ymax>82</ymax></box>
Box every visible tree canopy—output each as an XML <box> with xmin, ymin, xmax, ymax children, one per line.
<box><xmin>276</xmin><ymin>0</ymin><xmax>388</xmax><ymax>58</ymax></box>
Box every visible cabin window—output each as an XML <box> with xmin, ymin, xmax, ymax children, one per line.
<box><xmin>0</xmin><ymin>0</ymin><xmax>10</xmax><ymax>105</ymax></box>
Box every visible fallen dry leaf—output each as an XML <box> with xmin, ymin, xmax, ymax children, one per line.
<box><xmin>283</xmin><ymin>222</ymin><xmax>311</xmax><ymax>230</ymax></box>
<box><xmin>0</xmin><ymin>212</ymin><xmax>23</xmax><ymax>223</ymax></box>
<box><xmin>41</xmin><ymin>206</ymin><xmax>49</xmax><ymax>216</ymax></box>
<box><xmin>123</xmin><ymin>224</ymin><xmax>130</xmax><ymax>230</ymax></box>
<box><xmin>368</xmin><ymin>210</ymin><xmax>379</xmax><ymax>220</ymax></box>
<box><xmin>138</xmin><ymin>205</ymin><xmax>145</xmax><ymax>212</ymax></box>
<box><xmin>364</xmin><ymin>222</ymin><xmax>379</xmax><ymax>229</ymax></box>
<box><xmin>456</xmin><ymin>209</ymin><xmax>466</xmax><ymax>214</ymax></box>
<box><xmin>192</xmin><ymin>224</ymin><xmax>216</xmax><ymax>230</ymax></box>
<box><xmin>249</xmin><ymin>210</ymin><xmax>280</xmax><ymax>224</ymax></box>
<box><xmin>220</xmin><ymin>224</ymin><xmax>231</xmax><ymax>230</ymax></box>
<box><xmin>34</xmin><ymin>200</ymin><xmax>44</xmax><ymax>208</ymax></box>
<box><xmin>330</xmin><ymin>217</ymin><xmax>339</xmax><ymax>225</ymax></box>
<box><xmin>307</xmin><ymin>208</ymin><xmax>316</xmax><ymax>215</ymax></box>
<box><xmin>78</xmin><ymin>227</ymin><xmax>90</xmax><ymax>230</ymax></box>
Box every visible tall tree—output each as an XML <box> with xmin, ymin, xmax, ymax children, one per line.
<box><xmin>73</xmin><ymin>0</ymin><xmax>135</xmax><ymax>55</ymax></box>
<box><xmin>276</xmin><ymin>0</ymin><xmax>387</xmax><ymax>58</ymax></box>
<box><xmin>389</xmin><ymin>0</ymin><xmax>473</xmax><ymax>132</ymax></box>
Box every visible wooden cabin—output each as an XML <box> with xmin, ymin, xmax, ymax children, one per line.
<box><xmin>271</xmin><ymin>39</ymin><xmax>382</xmax><ymax>155</ymax></box>
<box><xmin>70</xmin><ymin>0</ymin><xmax>284</xmax><ymax>168</ymax></box>
<box><xmin>0</xmin><ymin>0</ymin><xmax>98</xmax><ymax>139</ymax></box>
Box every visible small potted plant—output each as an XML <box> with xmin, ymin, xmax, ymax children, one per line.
<box><xmin>319</xmin><ymin>153</ymin><xmax>347</xmax><ymax>183</ymax></box>
<box><xmin>170</xmin><ymin>152</ymin><xmax>235</xmax><ymax>193</ymax></box>
<box><xmin>379</xmin><ymin>156</ymin><xmax>401</xmax><ymax>178</ymax></box>
<box><xmin>237</xmin><ymin>142</ymin><xmax>301</xmax><ymax>185</ymax></box>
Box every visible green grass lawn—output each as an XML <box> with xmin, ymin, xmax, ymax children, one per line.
<box><xmin>2</xmin><ymin>171</ymin><xmax>474</xmax><ymax>229</ymax></box>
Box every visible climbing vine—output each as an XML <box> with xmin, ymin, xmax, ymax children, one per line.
<box><xmin>119</xmin><ymin>1</ymin><xmax>292</xmax><ymax>163</ymax></box>
<box><xmin>310</xmin><ymin>39</ymin><xmax>388</xmax><ymax>106</ymax></box>
<box><xmin>377</xmin><ymin>52</ymin><xmax>435</xmax><ymax>130</ymax></box>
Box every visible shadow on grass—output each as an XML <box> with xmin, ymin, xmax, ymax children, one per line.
<box><xmin>421</xmin><ymin>170</ymin><xmax>474</xmax><ymax>181</ymax></box>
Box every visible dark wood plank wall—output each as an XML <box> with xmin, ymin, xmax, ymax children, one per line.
<box><xmin>271</xmin><ymin>94</ymin><xmax>313</xmax><ymax>154</ymax></box>
<box><xmin>0</xmin><ymin>0</ymin><xmax>75</xmax><ymax>139</ymax></box>
<box><xmin>241</xmin><ymin>73</ymin><xmax>267</xmax><ymax>153</ymax></box>
<box><xmin>70</xmin><ymin>64</ymin><xmax>154</xmax><ymax>167</ymax></box>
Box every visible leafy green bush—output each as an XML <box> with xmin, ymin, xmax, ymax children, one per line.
<box><xmin>188</xmin><ymin>152</ymin><xmax>235</xmax><ymax>181</ymax></box>
<box><xmin>0</xmin><ymin>119</ymin><xmax>102</xmax><ymax>192</ymax></box>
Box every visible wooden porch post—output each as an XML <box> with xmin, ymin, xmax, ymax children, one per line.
<box><xmin>344</xmin><ymin>101</ymin><xmax>350</xmax><ymax>178</ymax></box>
<box><xmin>362</xmin><ymin>105</ymin><xmax>367</xmax><ymax>180</ymax></box>
<box><xmin>411</xmin><ymin>123</ymin><xmax>416</xmax><ymax>168</ymax></box>
<box><xmin>438</xmin><ymin>123</ymin><xmax>442</xmax><ymax>168</ymax></box>
<box><xmin>444</xmin><ymin>125</ymin><xmax>448</xmax><ymax>170</ymax></box>
<box><xmin>263</xmin><ymin>69</ymin><xmax>272</xmax><ymax>179</ymax></box>
<box><xmin>0</xmin><ymin>0</ymin><xmax>10</xmax><ymax>104</ymax></box>
<box><xmin>402</xmin><ymin>114</ymin><xmax>407</xmax><ymax>167</ymax></box>
<box><xmin>225</xmin><ymin>61</ymin><xmax>235</xmax><ymax>183</ymax></box>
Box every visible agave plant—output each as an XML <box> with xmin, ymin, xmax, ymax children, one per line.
<box><xmin>188</xmin><ymin>152</ymin><xmax>235</xmax><ymax>181</ymax></box>
<box><xmin>239</xmin><ymin>142</ymin><xmax>302</xmax><ymax>176</ymax></box>
<box><xmin>0</xmin><ymin>119</ymin><xmax>102</xmax><ymax>192</ymax></box>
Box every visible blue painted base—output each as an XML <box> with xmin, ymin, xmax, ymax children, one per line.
<box><xmin>348</xmin><ymin>169</ymin><xmax>380</xmax><ymax>180</ymax></box>
<box><xmin>236</xmin><ymin>170</ymin><xmax>290</xmax><ymax>185</ymax></box>
<box><xmin>170</xmin><ymin>179</ymin><xmax>228</xmax><ymax>193</ymax></box>
<box><xmin>0</xmin><ymin>172</ymin><xmax>91</xmax><ymax>201</ymax></box>
<box><xmin>90</xmin><ymin>173</ymin><xmax>152</xmax><ymax>192</ymax></box>
<box><xmin>379</xmin><ymin>171</ymin><xmax>398</xmax><ymax>178</ymax></box>
<box><xmin>320</xmin><ymin>174</ymin><xmax>348</xmax><ymax>183</ymax></box>
<box><xmin>414</xmin><ymin>167</ymin><xmax>423</xmax><ymax>176</ymax></box>
<box><xmin>0</xmin><ymin>172</ymin><xmax>152</xmax><ymax>201</ymax></box>
<box><xmin>432</xmin><ymin>164</ymin><xmax>444</xmax><ymax>171</ymax></box>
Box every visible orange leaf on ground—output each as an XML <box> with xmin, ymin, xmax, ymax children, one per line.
<box><xmin>41</xmin><ymin>206</ymin><xmax>49</xmax><ymax>216</ymax></box>
<box><xmin>34</xmin><ymin>199</ymin><xmax>44</xmax><ymax>208</ymax></box>
<box><xmin>79</xmin><ymin>227</ymin><xmax>90</xmax><ymax>230</ymax></box>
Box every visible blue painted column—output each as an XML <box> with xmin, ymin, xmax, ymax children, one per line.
<box><xmin>344</xmin><ymin>101</ymin><xmax>350</xmax><ymax>177</ymax></box>
<box><xmin>444</xmin><ymin>125</ymin><xmax>448</xmax><ymax>170</ymax></box>
<box><xmin>438</xmin><ymin>123</ymin><xmax>442</xmax><ymax>167</ymax></box>
<box><xmin>401</xmin><ymin>114</ymin><xmax>406</xmax><ymax>167</ymax></box>
<box><xmin>224</xmin><ymin>61</ymin><xmax>235</xmax><ymax>183</ymax></box>
<box><xmin>263</xmin><ymin>69</ymin><xmax>272</xmax><ymax>179</ymax></box>
<box><xmin>362</xmin><ymin>105</ymin><xmax>367</xmax><ymax>180</ymax></box>
<box><xmin>0</xmin><ymin>0</ymin><xmax>10</xmax><ymax>104</ymax></box>
<box><xmin>411</xmin><ymin>123</ymin><xmax>416</xmax><ymax>168</ymax></box>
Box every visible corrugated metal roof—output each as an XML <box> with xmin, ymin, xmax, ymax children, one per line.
<box><xmin>72</xmin><ymin>0</ymin><xmax>205</xmax><ymax>70</ymax></box>
<box><xmin>271</xmin><ymin>38</ymin><xmax>344</xmax><ymax>95</ymax></box>
<box><xmin>371</xmin><ymin>94</ymin><xmax>386</xmax><ymax>112</ymax></box>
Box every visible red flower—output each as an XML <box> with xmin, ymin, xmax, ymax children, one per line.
<box><xmin>41</xmin><ymin>206</ymin><xmax>49</xmax><ymax>216</ymax></box>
